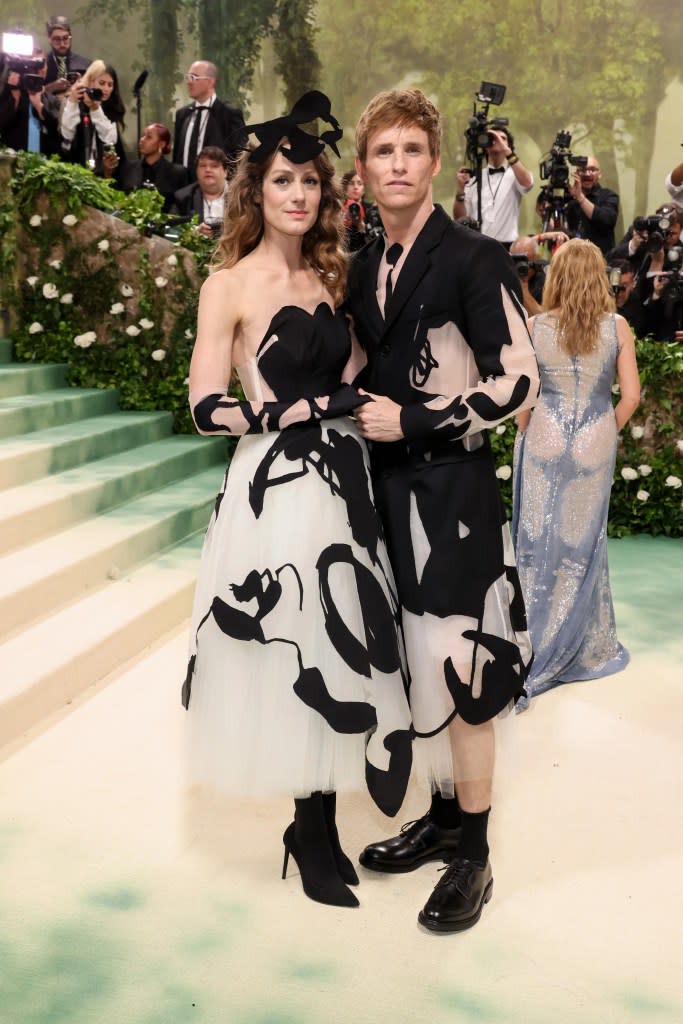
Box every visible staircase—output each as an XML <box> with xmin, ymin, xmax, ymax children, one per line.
<box><xmin>0</xmin><ymin>338</ymin><xmax>225</xmax><ymax>752</ymax></box>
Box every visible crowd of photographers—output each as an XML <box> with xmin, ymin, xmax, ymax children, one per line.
<box><xmin>2</xmin><ymin>36</ymin><xmax>683</xmax><ymax>339</ymax></box>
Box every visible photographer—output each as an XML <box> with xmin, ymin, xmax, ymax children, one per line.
<box><xmin>43</xmin><ymin>17</ymin><xmax>89</xmax><ymax>97</ymax></box>
<box><xmin>341</xmin><ymin>170</ymin><xmax>367</xmax><ymax>252</ymax></box>
<box><xmin>453</xmin><ymin>127</ymin><xmax>533</xmax><ymax>247</ymax></box>
<box><xmin>60</xmin><ymin>59</ymin><xmax>126</xmax><ymax>180</ymax></box>
<box><xmin>643</xmin><ymin>272</ymin><xmax>683</xmax><ymax>342</ymax></box>
<box><xmin>0</xmin><ymin>49</ymin><xmax>60</xmax><ymax>155</ymax></box>
<box><xmin>607</xmin><ymin>259</ymin><xmax>648</xmax><ymax>337</ymax></box>
<box><xmin>173</xmin><ymin>146</ymin><xmax>229</xmax><ymax>238</ymax></box>
<box><xmin>566</xmin><ymin>158</ymin><xmax>619</xmax><ymax>255</ymax></box>
<box><xmin>509</xmin><ymin>234</ymin><xmax>555</xmax><ymax>315</ymax></box>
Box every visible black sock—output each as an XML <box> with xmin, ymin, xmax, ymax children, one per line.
<box><xmin>457</xmin><ymin>807</ymin><xmax>490</xmax><ymax>864</ymax></box>
<box><xmin>429</xmin><ymin>791</ymin><xmax>462</xmax><ymax>830</ymax></box>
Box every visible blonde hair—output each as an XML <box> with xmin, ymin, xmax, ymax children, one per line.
<box><xmin>542</xmin><ymin>239</ymin><xmax>616</xmax><ymax>356</ymax></box>
<box><xmin>355</xmin><ymin>88</ymin><xmax>441</xmax><ymax>162</ymax></box>
<box><xmin>214</xmin><ymin>145</ymin><xmax>348</xmax><ymax>306</ymax></box>
<box><xmin>82</xmin><ymin>59</ymin><xmax>106</xmax><ymax>84</ymax></box>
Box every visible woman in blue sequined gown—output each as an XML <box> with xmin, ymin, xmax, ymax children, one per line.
<box><xmin>512</xmin><ymin>239</ymin><xmax>640</xmax><ymax>709</ymax></box>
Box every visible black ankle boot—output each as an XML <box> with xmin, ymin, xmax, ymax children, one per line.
<box><xmin>282</xmin><ymin>792</ymin><xmax>359</xmax><ymax>908</ymax></box>
<box><xmin>322</xmin><ymin>791</ymin><xmax>359</xmax><ymax>886</ymax></box>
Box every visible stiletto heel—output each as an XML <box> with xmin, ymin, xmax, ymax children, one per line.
<box><xmin>280</xmin><ymin>795</ymin><xmax>359</xmax><ymax>908</ymax></box>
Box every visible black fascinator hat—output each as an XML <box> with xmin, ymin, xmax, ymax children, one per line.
<box><xmin>245</xmin><ymin>90</ymin><xmax>343</xmax><ymax>165</ymax></box>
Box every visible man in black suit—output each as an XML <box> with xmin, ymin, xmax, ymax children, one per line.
<box><xmin>173</xmin><ymin>61</ymin><xmax>245</xmax><ymax>183</ymax></box>
<box><xmin>43</xmin><ymin>16</ymin><xmax>90</xmax><ymax>97</ymax></box>
<box><xmin>347</xmin><ymin>89</ymin><xmax>539</xmax><ymax>934</ymax></box>
<box><xmin>173</xmin><ymin>146</ymin><xmax>229</xmax><ymax>236</ymax></box>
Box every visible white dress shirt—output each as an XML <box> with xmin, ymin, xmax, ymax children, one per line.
<box><xmin>464</xmin><ymin>163</ymin><xmax>533</xmax><ymax>244</ymax></box>
<box><xmin>183</xmin><ymin>95</ymin><xmax>216</xmax><ymax>167</ymax></box>
<box><xmin>665</xmin><ymin>171</ymin><xmax>683</xmax><ymax>203</ymax></box>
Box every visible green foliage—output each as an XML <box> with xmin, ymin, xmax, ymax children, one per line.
<box><xmin>4</xmin><ymin>155</ymin><xmax>210</xmax><ymax>433</ymax></box>
<box><xmin>111</xmin><ymin>185</ymin><xmax>166</xmax><ymax>230</ymax></box>
<box><xmin>489</xmin><ymin>337</ymin><xmax>683</xmax><ymax>537</ymax></box>
<box><xmin>198</xmin><ymin>0</ymin><xmax>278</xmax><ymax>114</ymax></box>
<box><xmin>274</xmin><ymin>0</ymin><xmax>322</xmax><ymax>111</ymax></box>
<box><xmin>11</xmin><ymin>153</ymin><xmax>117</xmax><ymax>215</ymax></box>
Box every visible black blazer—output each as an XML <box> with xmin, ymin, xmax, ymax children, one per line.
<box><xmin>44</xmin><ymin>50</ymin><xmax>90</xmax><ymax>85</ymax></box>
<box><xmin>173</xmin><ymin>182</ymin><xmax>204</xmax><ymax>219</ymax></box>
<box><xmin>120</xmin><ymin>158</ymin><xmax>189</xmax><ymax>211</ymax></box>
<box><xmin>172</xmin><ymin>97</ymin><xmax>245</xmax><ymax>179</ymax></box>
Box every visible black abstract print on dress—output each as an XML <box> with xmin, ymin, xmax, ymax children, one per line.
<box><xmin>184</xmin><ymin>303</ymin><xmax>412</xmax><ymax>816</ymax></box>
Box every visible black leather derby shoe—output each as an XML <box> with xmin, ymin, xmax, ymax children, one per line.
<box><xmin>359</xmin><ymin>814</ymin><xmax>462</xmax><ymax>873</ymax></box>
<box><xmin>418</xmin><ymin>857</ymin><xmax>493</xmax><ymax>932</ymax></box>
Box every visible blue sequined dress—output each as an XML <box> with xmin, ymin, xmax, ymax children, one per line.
<box><xmin>511</xmin><ymin>312</ymin><xmax>629</xmax><ymax>708</ymax></box>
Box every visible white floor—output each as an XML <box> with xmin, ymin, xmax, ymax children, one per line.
<box><xmin>1</xmin><ymin>553</ymin><xmax>682</xmax><ymax>1024</ymax></box>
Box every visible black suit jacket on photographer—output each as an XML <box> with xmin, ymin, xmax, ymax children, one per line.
<box><xmin>566</xmin><ymin>185</ymin><xmax>619</xmax><ymax>254</ymax></box>
<box><xmin>0</xmin><ymin>86</ymin><xmax>61</xmax><ymax>155</ymax></box>
<box><xmin>173</xmin><ymin>98</ymin><xmax>245</xmax><ymax>180</ymax></box>
<box><xmin>120</xmin><ymin>158</ymin><xmax>189</xmax><ymax>212</ymax></box>
<box><xmin>44</xmin><ymin>50</ymin><xmax>90</xmax><ymax>85</ymax></box>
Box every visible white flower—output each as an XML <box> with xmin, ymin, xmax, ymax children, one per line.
<box><xmin>166</xmin><ymin>253</ymin><xmax>178</xmax><ymax>267</ymax></box>
<box><xmin>139</xmin><ymin>318</ymin><xmax>155</xmax><ymax>330</ymax></box>
<box><xmin>151</xmin><ymin>348</ymin><xmax>166</xmax><ymax>362</ymax></box>
<box><xmin>126</xmin><ymin>325</ymin><xmax>141</xmax><ymax>337</ymax></box>
<box><xmin>29</xmin><ymin>214</ymin><xmax>42</xmax><ymax>227</ymax></box>
<box><xmin>183</xmin><ymin>376</ymin><xmax>190</xmax><ymax>386</ymax></box>
<box><xmin>495</xmin><ymin>424</ymin><xmax>507</xmax><ymax>435</ymax></box>
<box><xmin>637</xmin><ymin>464</ymin><xmax>652</xmax><ymax>476</ymax></box>
<box><xmin>74</xmin><ymin>331</ymin><xmax>96</xmax><ymax>348</ymax></box>
<box><xmin>630</xmin><ymin>425</ymin><xmax>645</xmax><ymax>440</ymax></box>
<box><xmin>28</xmin><ymin>321</ymin><xmax>43</xmax><ymax>334</ymax></box>
<box><xmin>665</xmin><ymin>475</ymin><xmax>682</xmax><ymax>489</ymax></box>
<box><xmin>184</xmin><ymin>329</ymin><xmax>194</xmax><ymax>340</ymax></box>
<box><xmin>97</xmin><ymin>238</ymin><xmax>110</xmax><ymax>252</ymax></box>
<box><xmin>62</xmin><ymin>214</ymin><xmax>78</xmax><ymax>227</ymax></box>
<box><xmin>42</xmin><ymin>282</ymin><xmax>59</xmax><ymax>300</ymax></box>
<box><xmin>636</xmin><ymin>490</ymin><xmax>649</xmax><ymax>502</ymax></box>
<box><xmin>26</xmin><ymin>276</ymin><xmax>38</xmax><ymax>287</ymax></box>
<box><xmin>621</xmin><ymin>467</ymin><xmax>638</xmax><ymax>481</ymax></box>
<box><xmin>154</xmin><ymin>276</ymin><xmax>168</xmax><ymax>288</ymax></box>
<box><xmin>60</xmin><ymin>293</ymin><xmax>73</xmax><ymax>305</ymax></box>
<box><xmin>49</xmin><ymin>259</ymin><xmax>61</xmax><ymax>270</ymax></box>
<box><xmin>110</xmin><ymin>302</ymin><xmax>125</xmax><ymax>315</ymax></box>
<box><xmin>496</xmin><ymin>465</ymin><xmax>512</xmax><ymax>481</ymax></box>
<box><xmin>676</xmin><ymin>440</ymin><xmax>683</xmax><ymax>455</ymax></box>
<box><xmin>611</xmin><ymin>383</ymin><xmax>620</xmax><ymax>395</ymax></box>
<box><xmin>121</xmin><ymin>284</ymin><xmax>134</xmax><ymax>297</ymax></box>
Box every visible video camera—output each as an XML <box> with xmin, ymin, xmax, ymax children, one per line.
<box><xmin>464</xmin><ymin>81</ymin><xmax>508</xmax><ymax>169</ymax></box>
<box><xmin>539</xmin><ymin>130</ymin><xmax>588</xmax><ymax>192</ymax></box>
<box><xmin>511</xmin><ymin>253</ymin><xmax>547</xmax><ymax>280</ymax></box>
<box><xmin>0</xmin><ymin>31</ymin><xmax>44</xmax><ymax>93</ymax></box>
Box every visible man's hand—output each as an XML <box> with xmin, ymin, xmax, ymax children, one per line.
<box><xmin>354</xmin><ymin>390</ymin><xmax>404</xmax><ymax>442</ymax></box>
<box><xmin>568</xmin><ymin>171</ymin><xmax>584</xmax><ymax>201</ymax></box>
<box><xmin>487</xmin><ymin>129</ymin><xmax>511</xmax><ymax>157</ymax></box>
<box><xmin>456</xmin><ymin>166</ymin><xmax>471</xmax><ymax>191</ymax></box>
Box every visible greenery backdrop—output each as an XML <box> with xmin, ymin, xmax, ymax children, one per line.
<box><xmin>1</xmin><ymin>153</ymin><xmax>681</xmax><ymax>537</ymax></box>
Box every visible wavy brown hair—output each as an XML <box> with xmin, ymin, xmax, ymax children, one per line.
<box><xmin>214</xmin><ymin>144</ymin><xmax>347</xmax><ymax>306</ymax></box>
<box><xmin>542</xmin><ymin>238</ymin><xmax>616</xmax><ymax>356</ymax></box>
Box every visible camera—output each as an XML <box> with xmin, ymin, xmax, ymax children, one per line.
<box><xmin>1</xmin><ymin>31</ymin><xmax>44</xmax><ymax>91</ymax></box>
<box><xmin>606</xmin><ymin>266</ymin><xmax>624</xmax><ymax>294</ymax></box>
<box><xmin>539</xmin><ymin>130</ymin><xmax>588</xmax><ymax>191</ymax></box>
<box><xmin>66</xmin><ymin>70</ymin><xmax>81</xmax><ymax>84</ymax></box>
<box><xmin>511</xmin><ymin>253</ymin><xmax>547</xmax><ymax>280</ymax></box>
<box><xmin>464</xmin><ymin>81</ymin><xmax>508</xmax><ymax>168</ymax></box>
<box><xmin>84</xmin><ymin>86</ymin><xmax>103</xmax><ymax>101</ymax></box>
<box><xmin>632</xmin><ymin>213</ymin><xmax>672</xmax><ymax>254</ymax></box>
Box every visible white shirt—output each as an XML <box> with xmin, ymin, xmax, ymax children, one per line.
<box><xmin>464</xmin><ymin>163</ymin><xmax>533</xmax><ymax>243</ymax></box>
<box><xmin>60</xmin><ymin>99</ymin><xmax>117</xmax><ymax>147</ymax></box>
<box><xmin>183</xmin><ymin>95</ymin><xmax>216</xmax><ymax>168</ymax></box>
<box><xmin>665</xmin><ymin>171</ymin><xmax>683</xmax><ymax>203</ymax></box>
<box><xmin>202</xmin><ymin>189</ymin><xmax>226</xmax><ymax>225</ymax></box>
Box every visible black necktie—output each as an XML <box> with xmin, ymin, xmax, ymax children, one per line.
<box><xmin>384</xmin><ymin>242</ymin><xmax>403</xmax><ymax>315</ymax></box>
<box><xmin>187</xmin><ymin>105</ymin><xmax>206</xmax><ymax>170</ymax></box>
<box><xmin>488</xmin><ymin>166</ymin><xmax>505</xmax><ymax>175</ymax></box>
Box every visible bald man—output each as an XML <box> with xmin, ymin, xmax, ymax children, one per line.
<box><xmin>566</xmin><ymin>157</ymin><xmax>619</xmax><ymax>254</ymax></box>
<box><xmin>173</xmin><ymin>60</ymin><xmax>245</xmax><ymax>182</ymax></box>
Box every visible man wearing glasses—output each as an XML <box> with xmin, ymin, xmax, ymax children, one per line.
<box><xmin>566</xmin><ymin>157</ymin><xmax>619</xmax><ymax>254</ymax></box>
<box><xmin>173</xmin><ymin>60</ymin><xmax>245</xmax><ymax>183</ymax></box>
<box><xmin>43</xmin><ymin>16</ymin><xmax>90</xmax><ymax>96</ymax></box>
